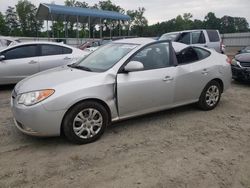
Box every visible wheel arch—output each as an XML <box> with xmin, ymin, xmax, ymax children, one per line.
<box><xmin>210</xmin><ymin>78</ymin><xmax>224</xmax><ymax>93</ymax></box>
<box><xmin>60</xmin><ymin>98</ymin><xmax>112</xmax><ymax>136</ymax></box>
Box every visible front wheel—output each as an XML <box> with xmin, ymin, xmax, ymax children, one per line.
<box><xmin>62</xmin><ymin>101</ymin><xmax>109</xmax><ymax>144</ymax></box>
<box><xmin>198</xmin><ymin>81</ymin><xmax>222</xmax><ymax>111</ymax></box>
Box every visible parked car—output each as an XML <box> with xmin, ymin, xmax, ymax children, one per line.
<box><xmin>78</xmin><ymin>39</ymin><xmax>112</xmax><ymax>52</ymax></box>
<box><xmin>0</xmin><ymin>37</ymin><xmax>20</xmax><ymax>50</ymax></box>
<box><xmin>237</xmin><ymin>46</ymin><xmax>250</xmax><ymax>54</ymax></box>
<box><xmin>231</xmin><ymin>50</ymin><xmax>250</xmax><ymax>82</ymax></box>
<box><xmin>78</xmin><ymin>39</ymin><xmax>102</xmax><ymax>51</ymax></box>
<box><xmin>11</xmin><ymin>38</ymin><xmax>232</xmax><ymax>144</ymax></box>
<box><xmin>159</xmin><ymin>29</ymin><xmax>224</xmax><ymax>53</ymax></box>
<box><xmin>0</xmin><ymin>42</ymin><xmax>88</xmax><ymax>85</ymax></box>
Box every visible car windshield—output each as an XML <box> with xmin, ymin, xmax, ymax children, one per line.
<box><xmin>73</xmin><ymin>43</ymin><xmax>138</xmax><ymax>72</ymax></box>
<box><xmin>242</xmin><ymin>46</ymin><xmax>250</xmax><ymax>53</ymax></box>
<box><xmin>159</xmin><ymin>33</ymin><xmax>179</xmax><ymax>41</ymax></box>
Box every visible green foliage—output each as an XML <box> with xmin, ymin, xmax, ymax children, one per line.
<box><xmin>127</xmin><ymin>7</ymin><xmax>148</xmax><ymax>36</ymax></box>
<box><xmin>0</xmin><ymin>0</ymin><xmax>249</xmax><ymax>37</ymax></box>
<box><xmin>16</xmin><ymin>0</ymin><xmax>43</xmax><ymax>37</ymax></box>
<box><xmin>145</xmin><ymin>12</ymin><xmax>249</xmax><ymax>37</ymax></box>
<box><xmin>95</xmin><ymin>0</ymin><xmax>124</xmax><ymax>13</ymax></box>
<box><xmin>0</xmin><ymin>12</ymin><xmax>8</xmax><ymax>35</ymax></box>
<box><xmin>5</xmin><ymin>6</ymin><xmax>20</xmax><ymax>36</ymax></box>
<box><xmin>220</xmin><ymin>16</ymin><xmax>249</xmax><ymax>33</ymax></box>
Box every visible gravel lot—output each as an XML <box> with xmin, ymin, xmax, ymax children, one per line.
<box><xmin>0</xmin><ymin>82</ymin><xmax>250</xmax><ymax>188</ymax></box>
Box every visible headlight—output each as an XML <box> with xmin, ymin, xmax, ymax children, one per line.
<box><xmin>17</xmin><ymin>89</ymin><xmax>55</xmax><ymax>106</ymax></box>
<box><xmin>231</xmin><ymin>59</ymin><xmax>241</xmax><ymax>67</ymax></box>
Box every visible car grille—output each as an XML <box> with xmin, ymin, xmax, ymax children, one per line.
<box><xmin>240</xmin><ymin>62</ymin><xmax>250</xmax><ymax>67</ymax></box>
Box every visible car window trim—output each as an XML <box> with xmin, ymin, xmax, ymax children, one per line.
<box><xmin>75</xmin><ymin>42</ymin><xmax>139</xmax><ymax>73</ymax></box>
<box><xmin>206</xmin><ymin>30</ymin><xmax>220</xmax><ymax>42</ymax></box>
<box><xmin>177</xmin><ymin>32</ymin><xmax>191</xmax><ymax>45</ymax></box>
<box><xmin>176</xmin><ymin>46</ymin><xmax>211</xmax><ymax>66</ymax></box>
<box><xmin>118</xmin><ymin>40</ymin><xmax>175</xmax><ymax>74</ymax></box>
<box><xmin>191</xmin><ymin>31</ymin><xmax>206</xmax><ymax>44</ymax></box>
<box><xmin>1</xmin><ymin>44</ymin><xmax>39</xmax><ymax>60</ymax></box>
<box><xmin>38</xmin><ymin>44</ymin><xmax>72</xmax><ymax>57</ymax></box>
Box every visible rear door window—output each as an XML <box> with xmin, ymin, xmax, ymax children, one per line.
<box><xmin>40</xmin><ymin>44</ymin><xmax>72</xmax><ymax>56</ymax></box>
<box><xmin>206</xmin><ymin>30</ymin><xmax>220</xmax><ymax>42</ymax></box>
<box><xmin>2</xmin><ymin>45</ymin><xmax>37</xmax><ymax>60</ymax></box>
<box><xmin>177</xmin><ymin>32</ymin><xmax>191</xmax><ymax>44</ymax></box>
<box><xmin>193</xmin><ymin>47</ymin><xmax>210</xmax><ymax>59</ymax></box>
<box><xmin>191</xmin><ymin>31</ymin><xmax>205</xmax><ymax>44</ymax></box>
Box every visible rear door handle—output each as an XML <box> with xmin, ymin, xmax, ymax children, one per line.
<box><xmin>28</xmin><ymin>60</ymin><xmax>38</xmax><ymax>64</ymax></box>
<box><xmin>64</xmin><ymin>57</ymin><xmax>72</xmax><ymax>60</ymax></box>
<box><xmin>163</xmin><ymin>76</ymin><xmax>174</xmax><ymax>81</ymax></box>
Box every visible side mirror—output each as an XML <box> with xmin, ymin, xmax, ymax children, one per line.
<box><xmin>124</xmin><ymin>61</ymin><xmax>144</xmax><ymax>72</ymax></box>
<box><xmin>0</xmin><ymin>55</ymin><xmax>5</xmax><ymax>61</ymax></box>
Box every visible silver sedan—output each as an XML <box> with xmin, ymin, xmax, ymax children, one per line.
<box><xmin>11</xmin><ymin>38</ymin><xmax>232</xmax><ymax>144</ymax></box>
<box><xmin>0</xmin><ymin>41</ymin><xmax>88</xmax><ymax>85</ymax></box>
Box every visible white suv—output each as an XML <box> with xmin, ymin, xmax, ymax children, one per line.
<box><xmin>159</xmin><ymin>30</ymin><xmax>224</xmax><ymax>53</ymax></box>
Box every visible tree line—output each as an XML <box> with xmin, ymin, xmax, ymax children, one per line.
<box><xmin>0</xmin><ymin>0</ymin><xmax>249</xmax><ymax>38</ymax></box>
<box><xmin>145</xmin><ymin>12</ymin><xmax>249</xmax><ymax>37</ymax></box>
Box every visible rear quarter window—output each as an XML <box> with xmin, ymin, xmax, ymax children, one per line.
<box><xmin>193</xmin><ymin>47</ymin><xmax>211</xmax><ymax>60</ymax></box>
<box><xmin>176</xmin><ymin>47</ymin><xmax>210</xmax><ymax>65</ymax></box>
<box><xmin>192</xmin><ymin>31</ymin><xmax>205</xmax><ymax>44</ymax></box>
<box><xmin>206</xmin><ymin>30</ymin><xmax>220</xmax><ymax>42</ymax></box>
<box><xmin>40</xmin><ymin>44</ymin><xmax>72</xmax><ymax>56</ymax></box>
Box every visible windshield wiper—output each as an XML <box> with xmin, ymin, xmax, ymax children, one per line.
<box><xmin>68</xmin><ymin>64</ymin><xmax>92</xmax><ymax>72</ymax></box>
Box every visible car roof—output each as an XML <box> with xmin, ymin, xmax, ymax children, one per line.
<box><xmin>113</xmin><ymin>38</ymin><xmax>188</xmax><ymax>52</ymax></box>
<box><xmin>0</xmin><ymin>41</ymin><xmax>74</xmax><ymax>52</ymax></box>
<box><xmin>113</xmin><ymin>38</ymin><xmax>156</xmax><ymax>45</ymax></box>
<box><xmin>162</xmin><ymin>29</ymin><xmax>220</xmax><ymax>35</ymax></box>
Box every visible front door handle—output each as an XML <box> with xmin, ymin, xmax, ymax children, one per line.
<box><xmin>28</xmin><ymin>60</ymin><xmax>38</xmax><ymax>64</ymax></box>
<box><xmin>163</xmin><ymin>76</ymin><xmax>174</xmax><ymax>81</ymax></box>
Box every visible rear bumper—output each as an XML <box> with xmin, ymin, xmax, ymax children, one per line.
<box><xmin>231</xmin><ymin>66</ymin><xmax>250</xmax><ymax>81</ymax></box>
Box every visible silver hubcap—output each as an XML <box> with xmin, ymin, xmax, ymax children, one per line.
<box><xmin>206</xmin><ymin>85</ymin><xmax>220</xmax><ymax>107</ymax></box>
<box><xmin>73</xmin><ymin>108</ymin><xmax>103</xmax><ymax>139</ymax></box>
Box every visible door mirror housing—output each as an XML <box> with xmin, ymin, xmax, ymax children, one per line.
<box><xmin>0</xmin><ymin>55</ymin><xmax>5</xmax><ymax>61</ymax></box>
<box><xmin>124</xmin><ymin>61</ymin><xmax>144</xmax><ymax>72</ymax></box>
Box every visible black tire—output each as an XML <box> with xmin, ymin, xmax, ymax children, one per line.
<box><xmin>198</xmin><ymin>80</ymin><xmax>222</xmax><ymax>111</ymax></box>
<box><xmin>62</xmin><ymin>101</ymin><xmax>109</xmax><ymax>144</ymax></box>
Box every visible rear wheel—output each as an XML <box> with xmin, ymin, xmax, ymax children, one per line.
<box><xmin>198</xmin><ymin>81</ymin><xmax>222</xmax><ymax>111</ymax></box>
<box><xmin>62</xmin><ymin>101</ymin><xmax>109</xmax><ymax>144</ymax></box>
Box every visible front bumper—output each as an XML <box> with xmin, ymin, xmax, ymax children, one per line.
<box><xmin>11</xmin><ymin>93</ymin><xmax>67</xmax><ymax>137</ymax></box>
<box><xmin>231</xmin><ymin>65</ymin><xmax>250</xmax><ymax>81</ymax></box>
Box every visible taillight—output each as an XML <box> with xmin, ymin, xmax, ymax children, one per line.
<box><xmin>226</xmin><ymin>57</ymin><xmax>232</xmax><ymax>64</ymax></box>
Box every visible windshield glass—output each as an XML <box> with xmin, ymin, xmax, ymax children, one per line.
<box><xmin>75</xmin><ymin>43</ymin><xmax>138</xmax><ymax>72</ymax></box>
<box><xmin>242</xmin><ymin>46</ymin><xmax>250</xmax><ymax>53</ymax></box>
<box><xmin>159</xmin><ymin>33</ymin><xmax>179</xmax><ymax>41</ymax></box>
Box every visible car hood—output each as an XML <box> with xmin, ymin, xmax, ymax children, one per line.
<box><xmin>14</xmin><ymin>66</ymin><xmax>107</xmax><ymax>94</ymax></box>
<box><xmin>235</xmin><ymin>53</ymin><xmax>250</xmax><ymax>62</ymax></box>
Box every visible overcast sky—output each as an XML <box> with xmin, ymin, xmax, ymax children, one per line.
<box><xmin>0</xmin><ymin>0</ymin><xmax>250</xmax><ymax>25</ymax></box>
